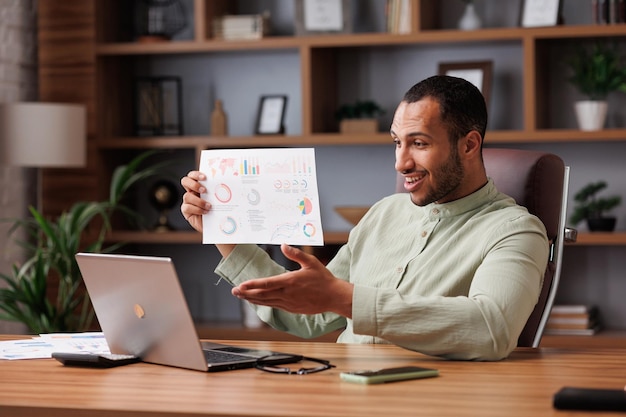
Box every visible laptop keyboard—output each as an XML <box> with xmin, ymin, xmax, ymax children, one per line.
<box><xmin>203</xmin><ymin>349</ymin><xmax>253</xmax><ymax>364</ymax></box>
<box><xmin>214</xmin><ymin>346</ymin><xmax>269</xmax><ymax>356</ymax></box>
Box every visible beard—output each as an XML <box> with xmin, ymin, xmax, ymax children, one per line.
<box><xmin>410</xmin><ymin>146</ymin><xmax>464</xmax><ymax>206</ymax></box>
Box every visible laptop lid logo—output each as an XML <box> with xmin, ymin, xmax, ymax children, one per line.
<box><xmin>134</xmin><ymin>304</ymin><xmax>146</xmax><ymax>319</ymax></box>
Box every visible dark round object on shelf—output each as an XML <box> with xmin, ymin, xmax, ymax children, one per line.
<box><xmin>149</xmin><ymin>179</ymin><xmax>179</xmax><ymax>211</ymax></box>
<box><xmin>587</xmin><ymin>217</ymin><xmax>617</xmax><ymax>232</ymax></box>
<box><xmin>135</xmin><ymin>0</ymin><xmax>187</xmax><ymax>42</ymax></box>
<box><xmin>148</xmin><ymin>179</ymin><xmax>179</xmax><ymax>232</ymax></box>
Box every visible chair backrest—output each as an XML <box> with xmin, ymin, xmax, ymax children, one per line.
<box><xmin>395</xmin><ymin>148</ymin><xmax>572</xmax><ymax>347</ymax></box>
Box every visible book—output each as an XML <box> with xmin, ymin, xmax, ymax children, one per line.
<box><xmin>546</xmin><ymin>320</ymin><xmax>598</xmax><ymax>330</ymax></box>
<box><xmin>547</xmin><ymin>317</ymin><xmax>593</xmax><ymax>326</ymax></box>
<box><xmin>386</xmin><ymin>0</ymin><xmax>411</xmax><ymax>34</ymax></box>
<box><xmin>548</xmin><ymin>312</ymin><xmax>593</xmax><ymax>320</ymax></box>
<box><xmin>213</xmin><ymin>14</ymin><xmax>269</xmax><ymax>40</ymax></box>
<box><xmin>544</xmin><ymin>326</ymin><xmax>601</xmax><ymax>336</ymax></box>
<box><xmin>546</xmin><ymin>304</ymin><xmax>601</xmax><ymax>334</ymax></box>
<box><xmin>550</xmin><ymin>305</ymin><xmax>596</xmax><ymax>315</ymax></box>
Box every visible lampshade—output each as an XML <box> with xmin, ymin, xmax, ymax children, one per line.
<box><xmin>0</xmin><ymin>102</ymin><xmax>86</xmax><ymax>167</ymax></box>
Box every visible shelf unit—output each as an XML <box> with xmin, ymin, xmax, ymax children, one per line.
<box><xmin>38</xmin><ymin>0</ymin><xmax>626</xmax><ymax>245</ymax></box>
<box><xmin>37</xmin><ymin>0</ymin><xmax>626</xmax><ymax>344</ymax></box>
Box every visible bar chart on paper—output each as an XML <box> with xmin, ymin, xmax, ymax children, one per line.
<box><xmin>200</xmin><ymin>148</ymin><xmax>324</xmax><ymax>246</ymax></box>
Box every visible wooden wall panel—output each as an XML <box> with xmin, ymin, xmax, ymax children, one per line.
<box><xmin>38</xmin><ymin>0</ymin><xmax>97</xmax><ymax>217</ymax></box>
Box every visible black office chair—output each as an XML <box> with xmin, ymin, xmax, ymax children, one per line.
<box><xmin>395</xmin><ymin>148</ymin><xmax>576</xmax><ymax>347</ymax></box>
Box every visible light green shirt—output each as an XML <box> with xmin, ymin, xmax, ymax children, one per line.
<box><xmin>215</xmin><ymin>180</ymin><xmax>549</xmax><ymax>361</ymax></box>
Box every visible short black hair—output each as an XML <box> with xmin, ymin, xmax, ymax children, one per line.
<box><xmin>403</xmin><ymin>75</ymin><xmax>488</xmax><ymax>145</ymax></box>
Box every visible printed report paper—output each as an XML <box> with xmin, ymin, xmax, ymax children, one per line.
<box><xmin>199</xmin><ymin>148</ymin><xmax>324</xmax><ymax>246</ymax></box>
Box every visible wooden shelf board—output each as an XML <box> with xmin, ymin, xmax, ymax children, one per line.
<box><xmin>487</xmin><ymin>128</ymin><xmax>626</xmax><ymax>143</ymax></box>
<box><xmin>541</xmin><ymin>329</ymin><xmax>626</xmax><ymax>349</ymax></box>
<box><xmin>323</xmin><ymin>231</ymin><xmax>350</xmax><ymax>245</ymax></box>
<box><xmin>95</xmin><ymin>129</ymin><xmax>626</xmax><ymax>150</ymax></box>
<box><xmin>107</xmin><ymin>230</ymin><xmax>201</xmax><ymax>244</ymax></box>
<box><xmin>568</xmin><ymin>232</ymin><xmax>626</xmax><ymax>246</ymax></box>
<box><xmin>96</xmin><ymin>37</ymin><xmax>302</xmax><ymax>55</ymax></box>
<box><xmin>95</xmin><ymin>25</ymin><xmax>626</xmax><ymax>57</ymax></box>
<box><xmin>529</xmin><ymin>23</ymin><xmax>626</xmax><ymax>39</ymax></box>
<box><xmin>93</xmin><ymin>134</ymin><xmax>396</xmax><ymax>150</ymax></box>
<box><xmin>104</xmin><ymin>230</ymin><xmax>626</xmax><ymax>246</ymax></box>
<box><xmin>95</xmin><ymin>31</ymin><xmax>522</xmax><ymax>56</ymax></box>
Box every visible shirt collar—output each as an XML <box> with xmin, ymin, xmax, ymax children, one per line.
<box><xmin>416</xmin><ymin>179</ymin><xmax>498</xmax><ymax>220</ymax></box>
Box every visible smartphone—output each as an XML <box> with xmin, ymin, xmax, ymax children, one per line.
<box><xmin>340</xmin><ymin>366</ymin><xmax>439</xmax><ymax>384</ymax></box>
<box><xmin>52</xmin><ymin>352</ymin><xmax>140</xmax><ymax>368</ymax></box>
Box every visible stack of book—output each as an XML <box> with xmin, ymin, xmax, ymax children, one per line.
<box><xmin>593</xmin><ymin>0</ymin><xmax>626</xmax><ymax>25</ymax></box>
<box><xmin>545</xmin><ymin>305</ymin><xmax>601</xmax><ymax>336</ymax></box>
<box><xmin>386</xmin><ymin>0</ymin><xmax>412</xmax><ymax>34</ymax></box>
<box><xmin>213</xmin><ymin>14</ymin><xmax>269</xmax><ymax>40</ymax></box>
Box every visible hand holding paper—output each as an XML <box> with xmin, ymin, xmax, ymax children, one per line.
<box><xmin>199</xmin><ymin>148</ymin><xmax>324</xmax><ymax>246</ymax></box>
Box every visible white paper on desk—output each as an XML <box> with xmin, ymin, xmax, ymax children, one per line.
<box><xmin>199</xmin><ymin>148</ymin><xmax>324</xmax><ymax>246</ymax></box>
<box><xmin>0</xmin><ymin>332</ymin><xmax>109</xmax><ymax>360</ymax></box>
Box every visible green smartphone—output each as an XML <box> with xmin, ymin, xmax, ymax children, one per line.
<box><xmin>340</xmin><ymin>366</ymin><xmax>439</xmax><ymax>384</ymax></box>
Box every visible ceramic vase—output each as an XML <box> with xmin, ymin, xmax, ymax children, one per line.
<box><xmin>458</xmin><ymin>2</ymin><xmax>482</xmax><ymax>31</ymax></box>
<box><xmin>574</xmin><ymin>100</ymin><xmax>608</xmax><ymax>131</ymax></box>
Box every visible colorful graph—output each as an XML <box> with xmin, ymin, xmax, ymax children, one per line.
<box><xmin>214</xmin><ymin>183</ymin><xmax>232</xmax><ymax>203</ymax></box>
<box><xmin>299</xmin><ymin>197</ymin><xmax>313</xmax><ymax>215</ymax></box>
<box><xmin>247</xmin><ymin>189</ymin><xmax>261</xmax><ymax>205</ymax></box>
<box><xmin>219</xmin><ymin>217</ymin><xmax>237</xmax><ymax>235</ymax></box>
<box><xmin>303</xmin><ymin>223</ymin><xmax>316</xmax><ymax>238</ymax></box>
<box><xmin>240</xmin><ymin>157</ymin><xmax>260</xmax><ymax>176</ymax></box>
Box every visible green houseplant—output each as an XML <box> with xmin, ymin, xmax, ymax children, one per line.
<box><xmin>0</xmin><ymin>151</ymin><xmax>168</xmax><ymax>333</ymax></box>
<box><xmin>566</xmin><ymin>43</ymin><xmax>626</xmax><ymax>130</ymax></box>
<box><xmin>569</xmin><ymin>180</ymin><xmax>622</xmax><ymax>232</ymax></box>
<box><xmin>335</xmin><ymin>100</ymin><xmax>385</xmax><ymax>134</ymax></box>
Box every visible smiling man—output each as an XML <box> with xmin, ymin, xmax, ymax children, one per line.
<box><xmin>180</xmin><ymin>75</ymin><xmax>549</xmax><ymax>361</ymax></box>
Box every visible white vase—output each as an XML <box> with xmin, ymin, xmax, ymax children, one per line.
<box><xmin>458</xmin><ymin>3</ymin><xmax>482</xmax><ymax>31</ymax></box>
<box><xmin>574</xmin><ymin>100</ymin><xmax>608</xmax><ymax>131</ymax></box>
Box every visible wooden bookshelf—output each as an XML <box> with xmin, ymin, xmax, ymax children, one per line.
<box><xmin>39</xmin><ymin>0</ymin><xmax>626</xmax><ymax>343</ymax></box>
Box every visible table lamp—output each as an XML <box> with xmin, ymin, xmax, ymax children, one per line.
<box><xmin>0</xmin><ymin>102</ymin><xmax>87</xmax><ymax>212</ymax></box>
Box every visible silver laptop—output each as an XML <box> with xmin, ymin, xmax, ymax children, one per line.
<box><xmin>75</xmin><ymin>252</ymin><xmax>302</xmax><ymax>372</ymax></box>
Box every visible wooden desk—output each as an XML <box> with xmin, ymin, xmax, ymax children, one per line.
<box><xmin>1</xmin><ymin>336</ymin><xmax>625</xmax><ymax>417</ymax></box>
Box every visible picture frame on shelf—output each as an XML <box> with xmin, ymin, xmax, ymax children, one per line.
<box><xmin>519</xmin><ymin>0</ymin><xmax>561</xmax><ymax>28</ymax></box>
<box><xmin>294</xmin><ymin>0</ymin><xmax>352</xmax><ymax>36</ymax></box>
<box><xmin>438</xmin><ymin>60</ymin><xmax>493</xmax><ymax>108</ymax></box>
<box><xmin>255</xmin><ymin>95</ymin><xmax>288</xmax><ymax>135</ymax></box>
<box><xmin>134</xmin><ymin>76</ymin><xmax>183</xmax><ymax>136</ymax></box>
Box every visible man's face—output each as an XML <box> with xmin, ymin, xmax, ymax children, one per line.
<box><xmin>391</xmin><ymin>98</ymin><xmax>464</xmax><ymax>206</ymax></box>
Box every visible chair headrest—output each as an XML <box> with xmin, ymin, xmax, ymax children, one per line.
<box><xmin>394</xmin><ymin>148</ymin><xmax>565</xmax><ymax>240</ymax></box>
<box><xmin>483</xmin><ymin>148</ymin><xmax>565</xmax><ymax>240</ymax></box>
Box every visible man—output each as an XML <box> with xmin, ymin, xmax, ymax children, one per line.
<box><xmin>180</xmin><ymin>75</ymin><xmax>549</xmax><ymax>361</ymax></box>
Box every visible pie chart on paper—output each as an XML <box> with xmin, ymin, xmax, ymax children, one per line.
<box><xmin>299</xmin><ymin>197</ymin><xmax>313</xmax><ymax>215</ymax></box>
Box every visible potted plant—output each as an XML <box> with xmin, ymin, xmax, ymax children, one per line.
<box><xmin>569</xmin><ymin>180</ymin><xmax>622</xmax><ymax>232</ymax></box>
<box><xmin>0</xmin><ymin>151</ymin><xmax>169</xmax><ymax>333</ymax></box>
<box><xmin>565</xmin><ymin>42</ymin><xmax>626</xmax><ymax>131</ymax></box>
<box><xmin>335</xmin><ymin>100</ymin><xmax>385</xmax><ymax>134</ymax></box>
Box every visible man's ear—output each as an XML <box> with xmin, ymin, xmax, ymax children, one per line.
<box><xmin>459</xmin><ymin>130</ymin><xmax>482</xmax><ymax>158</ymax></box>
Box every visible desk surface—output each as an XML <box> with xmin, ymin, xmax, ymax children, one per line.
<box><xmin>1</xmin><ymin>336</ymin><xmax>625</xmax><ymax>417</ymax></box>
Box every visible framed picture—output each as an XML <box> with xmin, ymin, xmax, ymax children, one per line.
<box><xmin>438</xmin><ymin>61</ymin><xmax>493</xmax><ymax>107</ymax></box>
<box><xmin>134</xmin><ymin>76</ymin><xmax>183</xmax><ymax>136</ymax></box>
<box><xmin>255</xmin><ymin>95</ymin><xmax>288</xmax><ymax>135</ymax></box>
<box><xmin>519</xmin><ymin>0</ymin><xmax>561</xmax><ymax>28</ymax></box>
<box><xmin>294</xmin><ymin>0</ymin><xmax>352</xmax><ymax>36</ymax></box>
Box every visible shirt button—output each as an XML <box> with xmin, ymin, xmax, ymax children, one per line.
<box><xmin>421</xmin><ymin>230</ymin><xmax>427</xmax><ymax>238</ymax></box>
<box><xmin>396</xmin><ymin>267</ymin><xmax>403</xmax><ymax>273</ymax></box>
<box><xmin>432</xmin><ymin>208</ymin><xmax>440</xmax><ymax>215</ymax></box>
